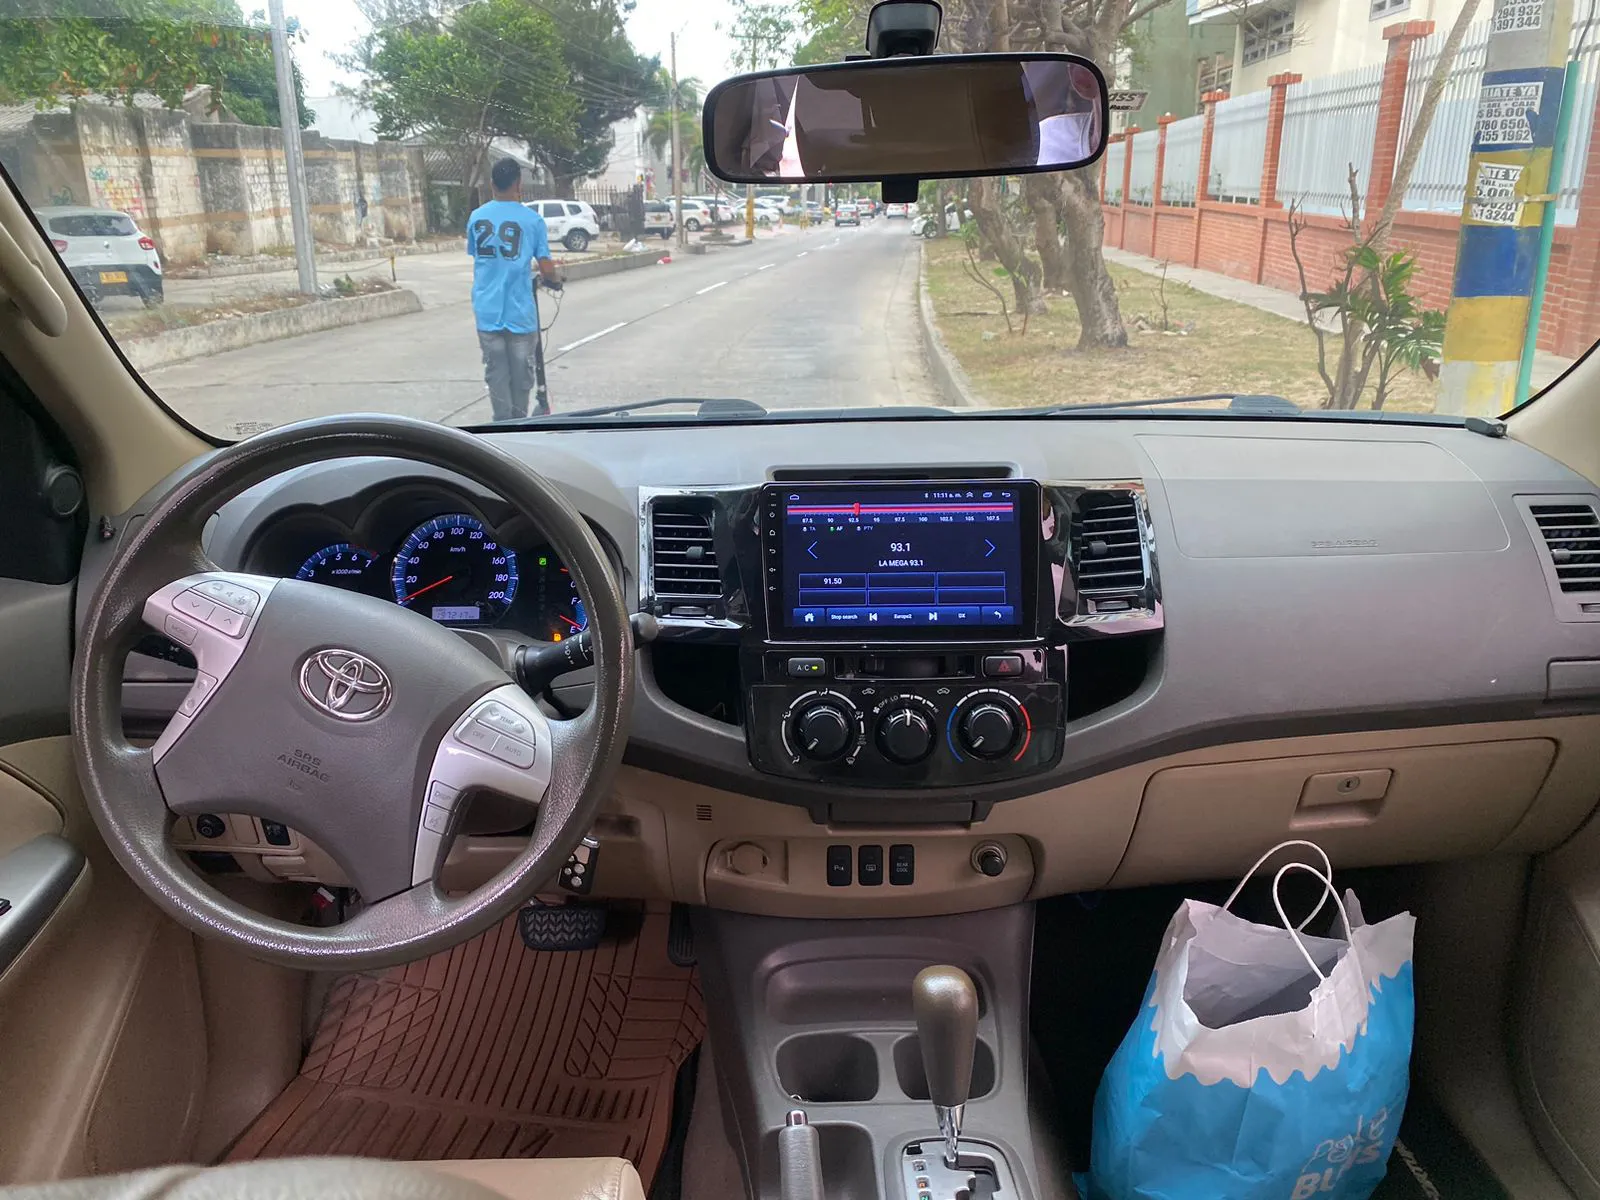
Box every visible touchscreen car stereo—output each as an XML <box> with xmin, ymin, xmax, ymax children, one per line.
<box><xmin>760</xmin><ymin>482</ymin><xmax>1039</xmax><ymax>639</ymax></box>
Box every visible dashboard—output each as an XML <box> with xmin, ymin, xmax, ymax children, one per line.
<box><xmin>94</xmin><ymin>417</ymin><xmax>1600</xmax><ymax>916</ymax></box>
<box><xmin>236</xmin><ymin>483</ymin><xmax>601</xmax><ymax>643</ymax></box>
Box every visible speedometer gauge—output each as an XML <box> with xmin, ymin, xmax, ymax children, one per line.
<box><xmin>391</xmin><ymin>514</ymin><xmax>519</xmax><ymax>625</ymax></box>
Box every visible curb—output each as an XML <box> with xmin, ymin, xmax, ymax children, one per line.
<box><xmin>561</xmin><ymin>250</ymin><xmax>670</xmax><ymax>281</ymax></box>
<box><xmin>917</xmin><ymin>243</ymin><xmax>980</xmax><ymax>408</ymax></box>
<box><xmin>126</xmin><ymin>288</ymin><xmax>424</xmax><ymax>371</ymax></box>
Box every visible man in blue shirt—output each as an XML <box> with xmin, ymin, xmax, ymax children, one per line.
<box><xmin>467</xmin><ymin>157</ymin><xmax>561</xmax><ymax>420</ymax></box>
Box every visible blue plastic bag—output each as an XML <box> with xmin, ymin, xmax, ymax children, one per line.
<box><xmin>1087</xmin><ymin>842</ymin><xmax>1416</xmax><ymax>1200</ymax></box>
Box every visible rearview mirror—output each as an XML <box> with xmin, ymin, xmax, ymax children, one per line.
<box><xmin>702</xmin><ymin>53</ymin><xmax>1108</xmax><ymax>185</ymax></box>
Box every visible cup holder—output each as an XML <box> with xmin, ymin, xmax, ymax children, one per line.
<box><xmin>892</xmin><ymin>1035</ymin><xmax>997</xmax><ymax>1101</ymax></box>
<box><xmin>775</xmin><ymin>1032</ymin><xmax>880</xmax><ymax>1103</ymax></box>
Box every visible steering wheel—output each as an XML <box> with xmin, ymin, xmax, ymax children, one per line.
<box><xmin>70</xmin><ymin>415</ymin><xmax>632</xmax><ymax>969</ymax></box>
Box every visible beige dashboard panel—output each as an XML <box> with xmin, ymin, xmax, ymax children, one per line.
<box><xmin>1115</xmin><ymin>737</ymin><xmax>1557</xmax><ymax>888</ymax></box>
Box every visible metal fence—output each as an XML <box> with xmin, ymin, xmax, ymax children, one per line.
<box><xmin>1161</xmin><ymin>113</ymin><xmax>1205</xmax><ymax>205</ymax></box>
<box><xmin>1127</xmin><ymin>127</ymin><xmax>1159</xmax><ymax>205</ymax></box>
<box><xmin>1209</xmin><ymin>90</ymin><xmax>1271</xmax><ymax>203</ymax></box>
<box><xmin>1103</xmin><ymin>138</ymin><xmax>1126</xmax><ymax>204</ymax></box>
<box><xmin>1277</xmin><ymin>64</ymin><xmax>1385</xmax><ymax>217</ymax></box>
<box><xmin>1396</xmin><ymin>19</ymin><xmax>1492</xmax><ymax>216</ymax></box>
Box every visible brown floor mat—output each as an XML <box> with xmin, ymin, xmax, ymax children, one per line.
<box><xmin>227</xmin><ymin>905</ymin><xmax>704</xmax><ymax>1188</ymax></box>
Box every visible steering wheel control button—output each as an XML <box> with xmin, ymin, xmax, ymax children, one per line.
<box><xmin>478</xmin><ymin>702</ymin><xmax>535</xmax><ymax>742</ymax></box>
<box><xmin>194</xmin><ymin>579</ymin><xmax>260</xmax><ymax>615</ymax></box>
<box><xmin>195</xmin><ymin>814</ymin><xmax>227</xmax><ymax>840</ymax></box>
<box><xmin>826</xmin><ymin>844</ymin><xmax>853</xmax><ymax>886</ymax></box>
<box><xmin>178</xmin><ymin>670</ymin><xmax>220</xmax><ymax>716</ymax></box>
<box><xmin>422</xmin><ymin>804</ymin><xmax>453</xmax><ymax>835</ymax></box>
<box><xmin>428</xmin><ymin>781</ymin><xmax>462</xmax><ymax>809</ymax></box>
<box><xmin>890</xmin><ymin>844</ymin><xmax>915</xmax><ymax>886</ymax></box>
<box><xmin>857</xmin><ymin>844</ymin><xmax>884</xmax><ymax>886</ymax></box>
<box><xmin>163</xmin><ymin>615</ymin><xmax>200</xmax><ymax>646</ymax></box>
<box><xmin>201</xmin><ymin>605</ymin><xmax>250</xmax><ymax>638</ymax></box>
<box><xmin>172</xmin><ymin>590</ymin><xmax>217</xmax><ymax>622</ymax></box>
<box><xmin>982</xmin><ymin>654</ymin><xmax>1025</xmax><ymax>679</ymax></box>
<box><xmin>490</xmin><ymin>734</ymin><xmax>537</xmax><ymax>770</ymax></box>
<box><xmin>457</xmin><ymin>720</ymin><xmax>500</xmax><ymax>754</ymax></box>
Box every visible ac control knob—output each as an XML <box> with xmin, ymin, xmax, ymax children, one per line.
<box><xmin>793</xmin><ymin>702</ymin><xmax>854</xmax><ymax>762</ymax></box>
<box><xmin>959</xmin><ymin>702</ymin><xmax>1019</xmax><ymax>760</ymax></box>
<box><xmin>876</xmin><ymin>704</ymin><xmax>935</xmax><ymax>765</ymax></box>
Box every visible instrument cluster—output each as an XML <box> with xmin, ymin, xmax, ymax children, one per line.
<box><xmin>246</xmin><ymin>496</ymin><xmax>596</xmax><ymax>643</ymax></box>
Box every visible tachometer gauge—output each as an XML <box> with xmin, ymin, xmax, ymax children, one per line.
<box><xmin>529</xmin><ymin>550</ymin><xmax>587</xmax><ymax>641</ymax></box>
<box><xmin>295</xmin><ymin>544</ymin><xmax>382</xmax><ymax>592</ymax></box>
<box><xmin>391</xmin><ymin>514</ymin><xmax>519</xmax><ymax>625</ymax></box>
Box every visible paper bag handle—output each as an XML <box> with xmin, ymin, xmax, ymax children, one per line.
<box><xmin>1223</xmin><ymin>839</ymin><xmax>1335</xmax><ymax>931</ymax></box>
<box><xmin>1272</xmin><ymin>862</ymin><xmax>1355</xmax><ymax>980</ymax></box>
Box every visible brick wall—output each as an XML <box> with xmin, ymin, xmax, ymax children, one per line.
<box><xmin>9</xmin><ymin>102</ymin><xmax>429</xmax><ymax>264</ymax></box>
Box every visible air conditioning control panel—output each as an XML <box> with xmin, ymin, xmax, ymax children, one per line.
<box><xmin>745</xmin><ymin>650</ymin><xmax>1064</xmax><ymax>787</ymax></box>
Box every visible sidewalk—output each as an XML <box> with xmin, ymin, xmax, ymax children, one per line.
<box><xmin>1103</xmin><ymin>246</ymin><xmax>1576</xmax><ymax>392</ymax></box>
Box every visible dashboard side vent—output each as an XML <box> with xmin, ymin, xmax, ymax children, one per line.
<box><xmin>1531</xmin><ymin>501</ymin><xmax>1600</xmax><ymax>592</ymax></box>
<box><xmin>1071</xmin><ymin>492</ymin><xmax>1147</xmax><ymax>594</ymax></box>
<box><xmin>649</xmin><ymin>503</ymin><xmax>720</xmax><ymax>598</ymax></box>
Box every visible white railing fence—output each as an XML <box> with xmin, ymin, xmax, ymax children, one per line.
<box><xmin>1103</xmin><ymin>139</ymin><xmax>1126</xmax><ymax>204</ymax></box>
<box><xmin>1162</xmin><ymin>114</ymin><xmax>1205</xmax><ymax>205</ymax></box>
<box><xmin>1277</xmin><ymin>64</ymin><xmax>1384</xmax><ymax>217</ymax></box>
<box><xmin>1127</xmin><ymin>127</ymin><xmax>1159</xmax><ymax>204</ymax></box>
<box><xmin>1209</xmin><ymin>90</ymin><xmax>1270</xmax><ymax>203</ymax></box>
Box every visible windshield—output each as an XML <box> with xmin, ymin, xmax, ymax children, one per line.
<box><xmin>2</xmin><ymin>0</ymin><xmax>1594</xmax><ymax>437</ymax></box>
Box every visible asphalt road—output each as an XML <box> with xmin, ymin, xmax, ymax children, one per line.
<box><xmin>138</xmin><ymin>219</ymin><xmax>939</xmax><ymax>438</ymax></box>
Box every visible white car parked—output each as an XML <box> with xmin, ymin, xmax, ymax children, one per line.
<box><xmin>38</xmin><ymin>205</ymin><xmax>163</xmax><ymax>306</ymax></box>
<box><xmin>523</xmin><ymin>199</ymin><xmax>601</xmax><ymax>252</ymax></box>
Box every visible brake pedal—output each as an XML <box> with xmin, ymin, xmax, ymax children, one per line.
<box><xmin>518</xmin><ymin>899</ymin><xmax>606</xmax><ymax>952</ymax></box>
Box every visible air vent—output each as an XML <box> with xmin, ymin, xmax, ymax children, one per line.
<box><xmin>1072</xmin><ymin>492</ymin><xmax>1147</xmax><ymax>594</ymax></box>
<box><xmin>1532</xmin><ymin>502</ymin><xmax>1600</xmax><ymax>592</ymax></box>
<box><xmin>650</xmin><ymin>504</ymin><xmax>720</xmax><ymax>598</ymax></box>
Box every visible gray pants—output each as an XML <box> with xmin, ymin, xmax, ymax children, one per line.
<box><xmin>478</xmin><ymin>330</ymin><xmax>540</xmax><ymax>421</ymax></box>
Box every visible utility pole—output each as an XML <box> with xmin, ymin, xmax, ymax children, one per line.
<box><xmin>671</xmin><ymin>33</ymin><xmax>686</xmax><ymax>250</ymax></box>
<box><xmin>1438</xmin><ymin>0</ymin><xmax>1574</xmax><ymax>415</ymax></box>
<box><xmin>268</xmin><ymin>0</ymin><xmax>316</xmax><ymax>295</ymax></box>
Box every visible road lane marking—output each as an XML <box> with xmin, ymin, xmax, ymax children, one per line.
<box><xmin>696</xmin><ymin>281</ymin><xmax>728</xmax><ymax>295</ymax></box>
<box><xmin>797</xmin><ymin>251</ymin><xmax>809</xmax><ymax>258</ymax></box>
<box><xmin>557</xmin><ymin>322</ymin><xmax>627</xmax><ymax>353</ymax></box>
<box><xmin>758</xmin><ymin>263</ymin><xmax>776</xmax><ymax>271</ymax></box>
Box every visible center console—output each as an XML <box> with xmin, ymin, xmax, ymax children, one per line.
<box><xmin>641</xmin><ymin>471</ymin><xmax>1161</xmax><ymax>813</ymax></box>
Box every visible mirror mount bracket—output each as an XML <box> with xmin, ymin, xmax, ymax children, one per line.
<box><xmin>865</xmin><ymin>1</ymin><xmax>943</xmax><ymax>58</ymax></box>
<box><xmin>882</xmin><ymin>178</ymin><xmax>919</xmax><ymax>204</ymax></box>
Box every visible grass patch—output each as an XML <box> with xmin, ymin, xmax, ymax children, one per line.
<box><xmin>105</xmin><ymin>276</ymin><xmax>397</xmax><ymax>339</ymax></box>
<box><xmin>921</xmin><ymin>238</ymin><xmax>1439</xmax><ymax>413</ymax></box>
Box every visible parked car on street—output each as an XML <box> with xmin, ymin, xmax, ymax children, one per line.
<box><xmin>642</xmin><ymin>201</ymin><xmax>677</xmax><ymax>239</ymax></box>
<box><xmin>523</xmin><ymin>199</ymin><xmax>601</xmax><ymax>252</ymax></box>
<box><xmin>677</xmin><ymin>200</ymin><xmax>715</xmax><ymax>233</ymax></box>
<box><xmin>38</xmin><ymin>205</ymin><xmax>163</xmax><ymax>306</ymax></box>
<box><xmin>834</xmin><ymin>204</ymin><xmax>861</xmax><ymax>227</ymax></box>
<box><xmin>885</xmin><ymin>202</ymin><xmax>911</xmax><ymax>218</ymax></box>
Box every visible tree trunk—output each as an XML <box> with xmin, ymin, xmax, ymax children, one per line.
<box><xmin>551</xmin><ymin>173</ymin><xmax>579</xmax><ymax>199</ymax></box>
<box><xmin>1057</xmin><ymin>170</ymin><xmax>1128</xmax><ymax>348</ymax></box>
<box><xmin>1026</xmin><ymin>175</ymin><xmax>1070</xmax><ymax>291</ymax></box>
<box><xmin>971</xmin><ymin>176</ymin><xmax>1047</xmax><ymax>316</ymax></box>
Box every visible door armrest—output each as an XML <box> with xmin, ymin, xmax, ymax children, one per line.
<box><xmin>0</xmin><ymin>835</ymin><xmax>85</xmax><ymax>974</ymax></box>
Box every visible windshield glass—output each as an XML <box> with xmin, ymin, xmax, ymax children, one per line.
<box><xmin>2</xmin><ymin>0</ymin><xmax>1593</xmax><ymax>437</ymax></box>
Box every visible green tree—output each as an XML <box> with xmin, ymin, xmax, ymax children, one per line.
<box><xmin>793</xmin><ymin>0</ymin><xmax>870</xmax><ymax>64</ymax></box>
<box><xmin>365</xmin><ymin>0</ymin><xmax>574</xmax><ymax>198</ymax></box>
<box><xmin>221</xmin><ymin>11</ymin><xmax>312</xmax><ymax>127</ymax></box>
<box><xmin>644</xmin><ymin>69</ymin><xmax>704</xmax><ymax>192</ymax></box>
<box><xmin>720</xmin><ymin>0</ymin><xmax>798</xmax><ymax>72</ymax></box>
<box><xmin>0</xmin><ymin>0</ymin><xmax>276</xmax><ymax>113</ymax></box>
<box><xmin>479</xmin><ymin>0</ymin><xmax>657</xmax><ymax>196</ymax></box>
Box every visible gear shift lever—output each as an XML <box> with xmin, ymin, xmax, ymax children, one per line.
<box><xmin>913</xmin><ymin>964</ymin><xmax>979</xmax><ymax>1169</ymax></box>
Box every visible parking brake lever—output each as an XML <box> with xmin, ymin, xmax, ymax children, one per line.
<box><xmin>779</xmin><ymin>1110</ymin><xmax>825</xmax><ymax>1200</ymax></box>
<box><xmin>514</xmin><ymin>613</ymin><xmax>658</xmax><ymax>694</ymax></box>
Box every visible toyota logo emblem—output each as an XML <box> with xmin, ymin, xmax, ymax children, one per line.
<box><xmin>298</xmin><ymin>650</ymin><xmax>392</xmax><ymax>722</ymax></box>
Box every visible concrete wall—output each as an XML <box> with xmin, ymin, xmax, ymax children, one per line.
<box><xmin>7</xmin><ymin>102</ymin><xmax>429</xmax><ymax>264</ymax></box>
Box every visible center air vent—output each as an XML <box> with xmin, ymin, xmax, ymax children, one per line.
<box><xmin>1531</xmin><ymin>501</ymin><xmax>1600</xmax><ymax>592</ymax></box>
<box><xmin>1071</xmin><ymin>492</ymin><xmax>1147</xmax><ymax>594</ymax></box>
<box><xmin>649</xmin><ymin>504</ymin><xmax>720</xmax><ymax>598</ymax></box>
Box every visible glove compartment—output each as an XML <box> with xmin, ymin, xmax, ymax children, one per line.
<box><xmin>1113</xmin><ymin>737</ymin><xmax>1558</xmax><ymax>887</ymax></box>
